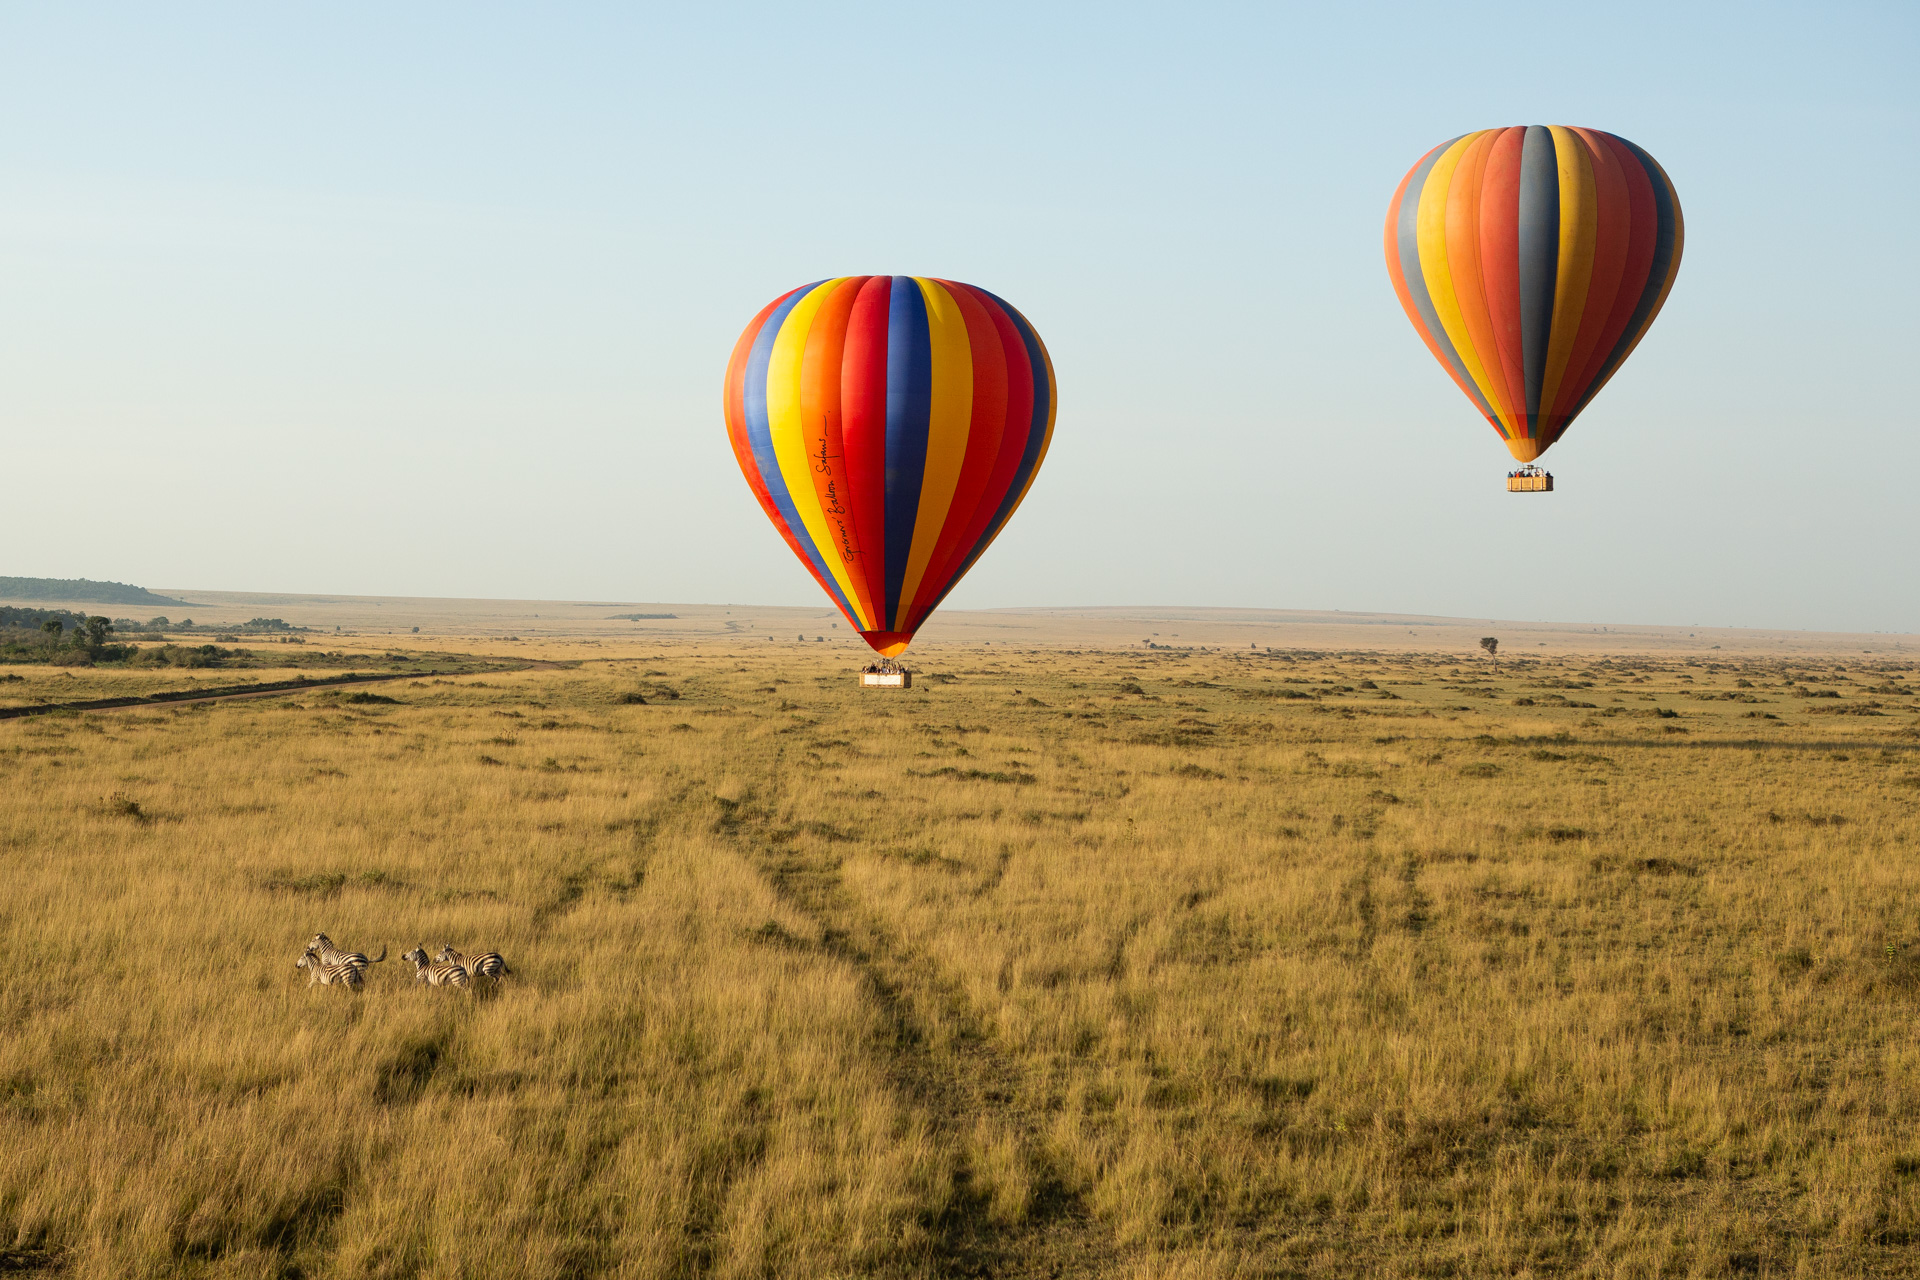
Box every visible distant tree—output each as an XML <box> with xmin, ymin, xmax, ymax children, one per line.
<box><xmin>1480</xmin><ymin>636</ymin><xmax>1499</xmax><ymax>671</ymax></box>
<box><xmin>80</xmin><ymin>617</ymin><xmax>113</xmax><ymax>655</ymax></box>
<box><xmin>147</xmin><ymin>617</ymin><xmax>170</xmax><ymax>628</ymax></box>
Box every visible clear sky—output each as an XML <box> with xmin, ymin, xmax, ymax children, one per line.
<box><xmin>3</xmin><ymin>2</ymin><xmax>1914</xmax><ymax>633</ymax></box>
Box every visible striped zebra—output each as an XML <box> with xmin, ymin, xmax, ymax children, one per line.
<box><xmin>435</xmin><ymin>944</ymin><xmax>510</xmax><ymax>980</ymax></box>
<box><xmin>306</xmin><ymin>933</ymin><xmax>387</xmax><ymax>970</ymax></box>
<box><xmin>402</xmin><ymin>945</ymin><xmax>470</xmax><ymax>989</ymax></box>
<box><xmin>296</xmin><ymin>948</ymin><xmax>365</xmax><ymax>990</ymax></box>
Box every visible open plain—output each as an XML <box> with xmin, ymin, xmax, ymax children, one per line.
<box><xmin>4</xmin><ymin>604</ymin><xmax>1920</xmax><ymax>1278</ymax></box>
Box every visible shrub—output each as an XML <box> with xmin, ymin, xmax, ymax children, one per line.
<box><xmin>1171</xmin><ymin>763</ymin><xmax>1225</xmax><ymax>780</ymax></box>
<box><xmin>133</xmin><ymin>644</ymin><xmax>243</xmax><ymax>669</ymax></box>
<box><xmin>103</xmin><ymin>793</ymin><xmax>149</xmax><ymax>823</ymax></box>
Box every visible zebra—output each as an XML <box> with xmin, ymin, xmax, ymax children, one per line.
<box><xmin>296</xmin><ymin>948</ymin><xmax>365</xmax><ymax>990</ymax></box>
<box><xmin>306</xmin><ymin>933</ymin><xmax>387</xmax><ymax>970</ymax></box>
<box><xmin>402</xmin><ymin>945</ymin><xmax>470</xmax><ymax>989</ymax></box>
<box><xmin>435</xmin><ymin>944</ymin><xmax>510</xmax><ymax>980</ymax></box>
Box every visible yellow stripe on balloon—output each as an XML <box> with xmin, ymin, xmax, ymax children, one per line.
<box><xmin>1018</xmin><ymin>325</ymin><xmax>1060</xmax><ymax>507</ymax></box>
<box><xmin>765</xmin><ymin>278</ymin><xmax>874</xmax><ymax>629</ymax></box>
<box><xmin>1538</xmin><ymin>126</ymin><xmax>1598</xmax><ymax>430</ymax></box>
<box><xmin>894</xmin><ymin>278</ymin><xmax>975</xmax><ymax>630</ymax></box>
<box><xmin>929</xmin><ymin>316</ymin><xmax>1057</xmax><ymax>619</ymax></box>
<box><xmin>1415</xmin><ymin>132</ymin><xmax>1519</xmax><ymax>438</ymax></box>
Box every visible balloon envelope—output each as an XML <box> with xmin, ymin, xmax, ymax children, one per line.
<box><xmin>723</xmin><ymin>277</ymin><xmax>1057</xmax><ymax>656</ymax></box>
<box><xmin>1385</xmin><ymin>126</ymin><xmax>1683</xmax><ymax>462</ymax></box>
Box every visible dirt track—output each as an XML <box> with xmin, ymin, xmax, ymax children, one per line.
<box><xmin>0</xmin><ymin>668</ymin><xmax>495</xmax><ymax>720</ymax></box>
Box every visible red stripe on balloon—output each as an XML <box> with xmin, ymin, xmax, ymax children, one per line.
<box><xmin>840</xmin><ymin>276</ymin><xmax>894</xmax><ymax>626</ymax></box>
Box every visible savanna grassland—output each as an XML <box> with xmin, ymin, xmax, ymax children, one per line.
<box><xmin>4</xmin><ymin>639</ymin><xmax>1920</xmax><ymax>1279</ymax></box>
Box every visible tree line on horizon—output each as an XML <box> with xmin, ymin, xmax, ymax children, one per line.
<box><xmin>1</xmin><ymin>608</ymin><xmax>305</xmax><ymax>668</ymax></box>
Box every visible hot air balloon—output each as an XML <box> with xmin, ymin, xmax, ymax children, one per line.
<box><xmin>723</xmin><ymin>277</ymin><xmax>1056</xmax><ymax>658</ymax></box>
<box><xmin>1385</xmin><ymin>127</ymin><xmax>1683</xmax><ymax>489</ymax></box>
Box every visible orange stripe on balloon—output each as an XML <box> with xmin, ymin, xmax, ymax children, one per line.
<box><xmin>723</xmin><ymin>290</ymin><xmax>819</xmax><ymax>586</ymax></box>
<box><xmin>1443</xmin><ymin>129</ymin><xmax>1520</xmax><ymax>430</ymax></box>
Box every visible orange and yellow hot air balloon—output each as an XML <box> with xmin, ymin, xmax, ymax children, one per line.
<box><xmin>1385</xmin><ymin>127</ymin><xmax>1683</xmax><ymax>482</ymax></box>
<box><xmin>723</xmin><ymin>277</ymin><xmax>1056</xmax><ymax>657</ymax></box>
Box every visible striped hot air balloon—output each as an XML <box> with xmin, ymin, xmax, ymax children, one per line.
<box><xmin>723</xmin><ymin>277</ymin><xmax>1056</xmax><ymax>657</ymax></box>
<box><xmin>1385</xmin><ymin>126</ymin><xmax>1683</xmax><ymax>470</ymax></box>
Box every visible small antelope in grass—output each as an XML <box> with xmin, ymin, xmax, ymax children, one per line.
<box><xmin>435</xmin><ymin>944</ymin><xmax>511</xmax><ymax>981</ymax></box>
<box><xmin>402</xmin><ymin>945</ymin><xmax>471</xmax><ymax>989</ymax></box>
<box><xmin>306</xmin><ymin>933</ymin><xmax>387</xmax><ymax>971</ymax></box>
<box><xmin>296</xmin><ymin>948</ymin><xmax>365</xmax><ymax>990</ymax></box>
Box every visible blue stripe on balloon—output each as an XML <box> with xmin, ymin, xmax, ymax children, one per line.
<box><xmin>742</xmin><ymin>282</ymin><xmax>860</xmax><ymax>623</ymax></box>
<box><xmin>1395</xmin><ymin>137</ymin><xmax>1498</xmax><ymax>426</ymax></box>
<box><xmin>881</xmin><ymin>276</ymin><xmax>932</xmax><ymax>630</ymax></box>
<box><xmin>1516</xmin><ymin>125</ymin><xmax>1560</xmax><ymax>430</ymax></box>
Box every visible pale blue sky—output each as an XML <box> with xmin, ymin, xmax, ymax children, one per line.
<box><xmin>3</xmin><ymin>2</ymin><xmax>1914</xmax><ymax>632</ymax></box>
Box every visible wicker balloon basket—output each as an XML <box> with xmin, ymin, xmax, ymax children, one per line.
<box><xmin>1506</xmin><ymin>466</ymin><xmax>1553</xmax><ymax>493</ymax></box>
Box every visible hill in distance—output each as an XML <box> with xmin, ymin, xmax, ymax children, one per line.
<box><xmin>147</xmin><ymin>588</ymin><xmax>1911</xmax><ymax>657</ymax></box>
<box><xmin>0</xmin><ymin>577</ymin><xmax>192</xmax><ymax>607</ymax></box>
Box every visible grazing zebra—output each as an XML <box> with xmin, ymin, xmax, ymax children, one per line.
<box><xmin>306</xmin><ymin>933</ymin><xmax>387</xmax><ymax>970</ymax></box>
<box><xmin>402</xmin><ymin>945</ymin><xmax>471</xmax><ymax>989</ymax></box>
<box><xmin>296</xmin><ymin>948</ymin><xmax>365</xmax><ymax>990</ymax></box>
<box><xmin>435</xmin><ymin>944</ymin><xmax>510</xmax><ymax>980</ymax></box>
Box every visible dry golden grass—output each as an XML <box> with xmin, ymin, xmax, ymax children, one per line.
<box><xmin>3</xmin><ymin>641</ymin><xmax>1919</xmax><ymax>1278</ymax></box>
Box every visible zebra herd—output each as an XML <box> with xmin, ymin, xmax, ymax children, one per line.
<box><xmin>297</xmin><ymin>932</ymin><xmax>511</xmax><ymax>992</ymax></box>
